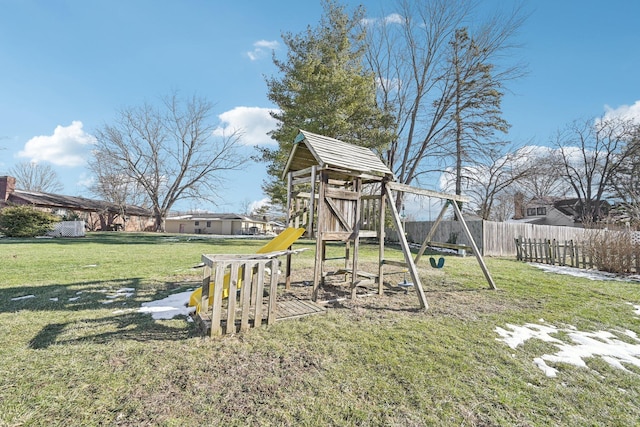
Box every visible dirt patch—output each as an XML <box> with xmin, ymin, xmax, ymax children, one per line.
<box><xmin>280</xmin><ymin>261</ymin><xmax>509</xmax><ymax>321</ymax></box>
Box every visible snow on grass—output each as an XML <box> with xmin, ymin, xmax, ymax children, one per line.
<box><xmin>530</xmin><ymin>262</ymin><xmax>640</xmax><ymax>282</ymax></box>
<box><xmin>137</xmin><ymin>290</ymin><xmax>195</xmax><ymax>321</ymax></box>
<box><xmin>8</xmin><ymin>287</ymin><xmax>194</xmax><ymax>322</ymax></box>
<box><xmin>496</xmin><ymin>319</ymin><xmax>640</xmax><ymax>378</ymax></box>
<box><xmin>106</xmin><ymin>288</ymin><xmax>136</xmax><ymax>299</ymax></box>
<box><xmin>10</xmin><ymin>294</ymin><xmax>35</xmax><ymax>301</ymax></box>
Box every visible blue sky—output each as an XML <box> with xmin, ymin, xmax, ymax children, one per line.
<box><xmin>1</xmin><ymin>0</ymin><xmax>640</xmax><ymax>214</ymax></box>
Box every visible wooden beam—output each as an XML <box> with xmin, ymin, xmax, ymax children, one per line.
<box><xmin>450</xmin><ymin>200</ymin><xmax>497</xmax><ymax>290</ymax></box>
<box><xmin>414</xmin><ymin>201</ymin><xmax>449</xmax><ymax>264</ymax></box>
<box><xmin>312</xmin><ymin>171</ymin><xmax>327</xmax><ymax>301</ymax></box>
<box><xmin>350</xmin><ymin>178</ymin><xmax>362</xmax><ymax>299</ymax></box>
<box><xmin>307</xmin><ymin>165</ymin><xmax>316</xmax><ymax>238</ymax></box>
<box><xmin>325</xmin><ymin>197</ymin><xmax>353</xmax><ymax>232</ymax></box>
<box><xmin>378</xmin><ymin>181</ymin><xmax>386</xmax><ymax>295</ymax></box>
<box><xmin>387</xmin><ymin>181</ymin><xmax>469</xmax><ymax>203</ymax></box>
<box><xmin>385</xmin><ymin>185</ymin><xmax>428</xmax><ymax>310</ymax></box>
<box><xmin>291</xmin><ymin>166</ymin><xmax>315</xmax><ymax>178</ymax></box>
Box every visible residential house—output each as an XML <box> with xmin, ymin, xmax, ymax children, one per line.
<box><xmin>164</xmin><ymin>213</ymin><xmax>274</xmax><ymax>235</ymax></box>
<box><xmin>0</xmin><ymin>176</ymin><xmax>153</xmax><ymax>231</ymax></box>
<box><xmin>514</xmin><ymin>196</ymin><xmax>610</xmax><ymax>228</ymax></box>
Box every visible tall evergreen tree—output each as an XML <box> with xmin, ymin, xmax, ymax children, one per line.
<box><xmin>259</xmin><ymin>0</ymin><xmax>395</xmax><ymax>205</ymax></box>
<box><xmin>446</xmin><ymin>27</ymin><xmax>510</xmax><ymax>197</ymax></box>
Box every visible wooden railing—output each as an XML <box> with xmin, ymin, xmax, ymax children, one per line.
<box><xmin>197</xmin><ymin>253</ymin><xmax>280</xmax><ymax>336</ymax></box>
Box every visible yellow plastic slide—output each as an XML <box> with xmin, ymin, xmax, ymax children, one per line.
<box><xmin>188</xmin><ymin>227</ymin><xmax>305</xmax><ymax>313</ymax></box>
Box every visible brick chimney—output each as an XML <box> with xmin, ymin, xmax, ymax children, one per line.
<box><xmin>513</xmin><ymin>192</ymin><xmax>525</xmax><ymax>220</ymax></box>
<box><xmin>0</xmin><ymin>176</ymin><xmax>16</xmax><ymax>202</ymax></box>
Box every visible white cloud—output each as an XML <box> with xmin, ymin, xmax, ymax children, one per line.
<box><xmin>250</xmin><ymin>197</ymin><xmax>270</xmax><ymax>214</ymax></box>
<box><xmin>603</xmin><ymin>100</ymin><xmax>640</xmax><ymax>123</ymax></box>
<box><xmin>213</xmin><ymin>106</ymin><xmax>279</xmax><ymax>146</ymax></box>
<box><xmin>384</xmin><ymin>13</ymin><xmax>404</xmax><ymax>24</ymax></box>
<box><xmin>18</xmin><ymin>121</ymin><xmax>95</xmax><ymax>167</ymax></box>
<box><xmin>75</xmin><ymin>172</ymin><xmax>94</xmax><ymax>190</ymax></box>
<box><xmin>247</xmin><ymin>39</ymin><xmax>278</xmax><ymax>61</ymax></box>
<box><xmin>377</xmin><ymin>76</ymin><xmax>401</xmax><ymax>93</ymax></box>
<box><xmin>361</xmin><ymin>13</ymin><xmax>404</xmax><ymax>26</ymax></box>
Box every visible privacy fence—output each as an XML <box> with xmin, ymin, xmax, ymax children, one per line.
<box><xmin>395</xmin><ymin>219</ymin><xmax>640</xmax><ymax>258</ymax></box>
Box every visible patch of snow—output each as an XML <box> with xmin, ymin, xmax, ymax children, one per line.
<box><xmin>530</xmin><ymin>263</ymin><xmax>640</xmax><ymax>283</ymax></box>
<box><xmin>138</xmin><ymin>290</ymin><xmax>195</xmax><ymax>321</ymax></box>
<box><xmin>105</xmin><ymin>288</ymin><xmax>136</xmax><ymax>299</ymax></box>
<box><xmin>495</xmin><ymin>322</ymin><xmax>563</xmax><ymax>349</ymax></box>
<box><xmin>68</xmin><ymin>297</ymin><xmax>80</xmax><ymax>301</ymax></box>
<box><xmin>49</xmin><ymin>297</ymin><xmax>58</xmax><ymax>302</ymax></box>
<box><xmin>496</xmin><ymin>315</ymin><xmax>640</xmax><ymax>378</ymax></box>
<box><xmin>11</xmin><ymin>294</ymin><xmax>35</xmax><ymax>301</ymax></box>
<box><xmin>533</xmin><ymin>357</ymin><xmax>558</xmax><ymax>377</ymax></box>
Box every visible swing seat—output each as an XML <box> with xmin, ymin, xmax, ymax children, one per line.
<box><xmin>429</xmin><ymin>256</ymin><xmax>445</xmax><ymax>269</ymax></box>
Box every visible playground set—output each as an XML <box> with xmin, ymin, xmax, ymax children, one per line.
<box><xmin>189</xmin><ymin>130</ymin><xmax>496</xmax><ymax>336</ymax></box>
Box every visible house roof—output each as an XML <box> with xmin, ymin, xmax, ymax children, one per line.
<box><xmin>553</xmin><ymin>198</ymin><xmax>581</xmax><ymax>217</ymax></box>
<box><xmin>282</xmin><ymin>129</ymin><xmax>394</xmax><ymax>181</ymax></box>
<box><xmin>8</xmin><ymin>189</ymin><xmax>152</xmax><ymax>217</ymax></box>
<box><xmin>165</xmin><ymin>213</ymin><xmax>267</xmax><ymax>223</ymax></box>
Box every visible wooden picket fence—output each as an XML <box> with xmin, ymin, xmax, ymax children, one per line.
<box><xmin>515</xmin><ymin>236</ymin><xmax>640</xmax><ymax>273</ymax></box>
<box><xmin>514</xmin><ymin>237</ymin><xmax>588</xmax><ymax>268</ymax></box>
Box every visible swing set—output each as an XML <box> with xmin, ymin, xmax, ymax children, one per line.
<box><xmin>283</xmin><ymin>130</ymin><xmax>497</xmax><ymax>311</ymax></box>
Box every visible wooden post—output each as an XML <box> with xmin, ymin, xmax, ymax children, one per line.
<box><xmin>253</xmin><ymin>263</ymin><xmax>265</xmax><ymax>326</ymax></box>
<box><xmin>286</xmin><ymin>172</ymin><xmax>292</xmax><ymax>227</ymax></box>
<box><xmin>201</xmin><ymin>264</ymin><xmax>211</xmax><ymax>313</ymax></box>
<box><xmin>285</xmin><ymin>172</ymin><xmax>293</xmax><ymax>290</ymax></box>
<box><xmin>378</xmin><ymin>182</ymin><xmax>386</xmax><ymax>295</ymax></box>
<box><xmin>308</xmin><ymin>165</ymin><xmax>316</xmax><ymax>239</ymax></box>
<box><xmin>239</xmin><ymin>262</ymin><xmax>253</xmax><ymax>333</ymax></box>
<box><xmin>450</xmin><ymin>200</ymin><xmax>497</xmax><ymax>290</ymax></box>
<box><xmin>350</xmin><ymin>178</ymin><xmax>362</xmax><ymax>299</ymax></box>
<box><xmin>312</xmin><ymin>171</ymin><xmax>327</xmax><ymax>301</ymax></box>
<box><xmin>267</xmin><ymin>259</ymin><xmax>279</xmax><ymax>326</ymax></box>
<box><xmin>385</xmin><ymin>185</ymin><xmax>428</xmax><ymax>310</ymax></box>
<box><xmin>210</xmin><ymin>261</ymin><xmax>226</xmax><ymax>337</ymax></box>
<box><xmin>225</xmin><ymin>263</ymin><xmax>240</xmax><ymax>334</ymax></box>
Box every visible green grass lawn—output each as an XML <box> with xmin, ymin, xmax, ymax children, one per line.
<box><xmin>1</xmin><ymin>232</ymin><xmax>639</xmax><ymax>426</ymax></box>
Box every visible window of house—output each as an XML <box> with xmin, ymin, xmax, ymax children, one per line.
<box><xmin>194</xmin><ymin>221</ymin><xmax>199</xmax><ymax>226</ymax></box>
<box><xmin>536</xmin><ymin>207</ymin><xmax>547</xmax><ymax>215</ymax></box>
<box><xmin>526</xmin><ymin>208</ymin><xmax>537</xmax><ymax>216</ymax></box>
<box><xmin>206</xmin><ymin>221</ymin><xmax>211</xmax><ymax>227</ymax></box>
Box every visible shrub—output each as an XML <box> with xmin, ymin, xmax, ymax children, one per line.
<box><xmin>585</xmin><ymin>230</ymin><xmax>640</xmax><ymax>274</ymax></box>
<box><xmin>0</xmin><ymin>205</ymin><xmax>60</xmax><ymax>238</ymax></box>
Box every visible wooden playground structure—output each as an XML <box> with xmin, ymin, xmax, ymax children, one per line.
<box><xmin>191</xmin><ymin>129</ymin><xmax>496</xmax><ymax>336</ymax></box>
<box><xmin>283</xmin><ymin>130</ymin><xmax>496</xmax><ymax>310</ymax></box>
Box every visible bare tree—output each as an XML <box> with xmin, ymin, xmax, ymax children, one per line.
<box><xmin>555</xmin><ymin>116</ymin><xmax>639</xmax><ymax>222</ymax></box>
<box><xmin>9</xmin><ymin>161</ymin><xmax>63</xmax><ymax>193</ymax></box>
<box><xmin>446</xmin><ymin>145</ymin><xmax>534</xmax><ymax>220</ymax></box>
<box><xmin>362</xmin><ymin>0</ymin><xmax>526</xmax><ymax>208</ymax></box>
<box><xmin>605</xmin><ymin>125</ymin><xmax>640</xmax><ymax>226</ymax></box>
<box><xmin>88</xmin><ymin>151</ymin><xmax>149</xmax><ymax>230</ymax></box>
<box><xmin>92</xmin><ymin>93</ymin><xmax>245</xmax><ymax>231</ymax></box>
<box><xmin>510</xmin><ymin>147</ymin><xmax>569</xmax><ymax>200</ymax></box>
